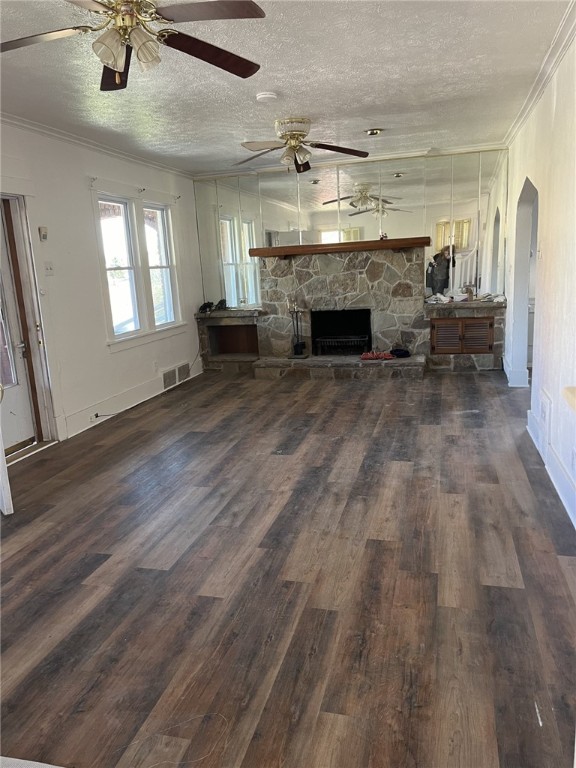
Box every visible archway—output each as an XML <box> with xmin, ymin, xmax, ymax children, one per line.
<box><xmin>490</xmin><ymin>208</ymin><xmax>500</xmax><ymax>294</ymax></box>
<box><xmin>506</xmin><ymin>178</ymin><xmax>538</xmax><ymax>386</ymax></box>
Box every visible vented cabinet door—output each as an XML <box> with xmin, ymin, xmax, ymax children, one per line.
<box><xmin>430</xmin><ymin>318</ymin><xmax>461</xmax><ymax>354</ymax></box>
<box><xmin>430</xmin><ymin>316</ymin><xmax>495</xmax><ymax>355</ymax></box>
<box><xmin>462</xmin><ymin>318</ymin><xmax>494</xmax><ymax>353</ymax></box>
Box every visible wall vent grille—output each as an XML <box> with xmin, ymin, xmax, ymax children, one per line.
<box><xmin>162</xmin><ymin>369</ymin><xmax>177</xmax><ymax>390</ymax></box>
<box><xmin>177</xmin><ymin>363</ymin><xmax>190</xmax><ymax>383</ymax></box>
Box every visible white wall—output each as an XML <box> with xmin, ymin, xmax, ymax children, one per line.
<box><xmin>507</xmin><ymin>39</ymin><xmax>576</xmax><ymax>524</ymax></box>
<box><xmin>1</xmin><ymin>123</ymin><xmax>203</xmax><ymax>440</ymax></box>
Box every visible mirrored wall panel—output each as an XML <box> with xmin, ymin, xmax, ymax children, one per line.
<box><xmin>194</xmin><ymin>149</ymin><xmax>507</xmax><ymax>307</ymax></box>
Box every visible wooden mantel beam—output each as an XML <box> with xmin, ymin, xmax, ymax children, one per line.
<box><xmin>249</xmin><ymin>236</ymin><xmax>431</xmax><ymax>259</ymax></box>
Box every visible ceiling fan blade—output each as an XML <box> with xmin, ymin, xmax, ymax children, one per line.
<box><xmin>161</xmin><ymin>31</ymin><xmax>259</xmax><ymax>78</ymax></box>
<box><xmin>100</xmin><ymin>44</ymin><xmax>132</xmax><ymax>91</ymax></box>
<box><xmin>241</xmin><ymin>141</ymin><xmax>285</xmax><ymax>152</ymax></box>
<box><xmin>386</xmin><ymin>208</ymin><xmax>413</xmax><ymax>212</ymax></box>
<box><xmin>368</xmin><ymin>195</ymin><xmax>402</xmax><ymax>202</ymax></box>
<box><xmin>65</xmin><ymin>0</ymin><xmax>112</xmax><ymax>12</ymax></box>
<box><xmin>0</xmin><ymin>26</ymin><xmax>90</xmax><ymax>53</ymax></box>
<box><xmin>348</xmin><ymin>209</ymin><xmax>373</xmax><ymax>217</ymax></box>
<box><xmin>322</xmin><ymin>196</ymin><xmax>355</xmax><ymax>205</ymax></box>
<box><xmin>234</xmin><ymin>147</ymin><xmax>283</xmax><ymax>165</ymax></box>
<box><xmin>295</xmin><ymin>159</ymin><xmax>311</xmax><ymax>174</ymax></box>
<box><xmin>156</xmin><ymin>1</ymin><xmax>265</xmax><ymax>23</ymax></box>
<box><xmin>308</xmin><ymin>142</ymin><xmax>369</xmax><ymax>159</ymax></box>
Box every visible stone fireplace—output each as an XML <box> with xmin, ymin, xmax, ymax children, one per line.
<box><xmin>255</xmin><ymin>240</ymin><xmax>429</xmax><ymax>358</ymax></box>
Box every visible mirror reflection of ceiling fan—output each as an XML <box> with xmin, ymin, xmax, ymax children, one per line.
<box><xmin>322</xmin><ymin>183</ymin><xmax>400</xmax><ymax>209</ymax></box>
<box><xmin>349</xmin><ymin>200</ymin><xmax>413</xmax><ymax>218</ymax></box>
<box><xmin>236</xmin><ymin>118</ymin><xmax>369</xmax><ymax>174</ymax></box>
<box><xmin>0</xmin><ymin>0</ymin><xmax>265</xmax><ymax>91</ymax></box>
<box><xmin>323</xmin><ymin>183</ymin><xmax>412</xmax><ymax>217</ymax></box>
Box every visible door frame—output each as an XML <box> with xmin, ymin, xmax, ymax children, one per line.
<box><xmin>1</xmin><ymin>195</ymin><xmax>55</xmax><ymax>448</ymax></box>
<box><xmin>0</xmin><ymin>392</ymin><xmax>14</xmax><ymax>515</ymax></box>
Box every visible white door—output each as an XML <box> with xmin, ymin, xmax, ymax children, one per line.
<box><xmin>0</xmin><ymin>215</ymin><xmax>36</xmax><ymax>452</ymax></box>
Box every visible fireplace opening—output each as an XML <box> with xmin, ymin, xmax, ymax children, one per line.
<box><xmin>311</xmin><ymin>309</ymin><xmax>371</xmax><ymax>355</ymax></box>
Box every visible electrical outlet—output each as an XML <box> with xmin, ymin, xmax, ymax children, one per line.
<box><xmin>44</xmin><ymin>261</ymin><xmax>55</xmax><ymax>276</ymax></box>
<box><xmin>89</xmin><ymin>412</ymin><xmax>99</xmax><ymax>423</ymax></box>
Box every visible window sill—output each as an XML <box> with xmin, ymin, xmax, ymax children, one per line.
<box><xmin>107</xmin><ymin>322</ymin><xmax>187</xmax><ymax>353</ymax></box>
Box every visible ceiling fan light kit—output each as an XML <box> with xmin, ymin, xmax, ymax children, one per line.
<box><xmin>92</xmin><ymin>27</ymin><xmax>125</xmax><ymax>71</ymax></box>
<box><xmin>295</xmin><ymin>146</ymin><xmax>312</xmax><ymax>164</ymax></box>
<box><xmin>280</xmin><ymin>147</ymin><xmax>296</xmax><ymax>166</ymax></box>
<box><xmin>1</xmin><ymin>0</ymin><xmax>265</xmax><ymax>90</ymax></box>
<box><xmin>129</xmin><ymin>26</ymin><xmax>161</xmax><ymax>69</ymax></box>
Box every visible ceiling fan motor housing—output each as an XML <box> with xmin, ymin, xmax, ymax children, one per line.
<box><xmin>275</xmin><ymin>117</ymin><xmax>311</xmax><ymax>143</ymax></box>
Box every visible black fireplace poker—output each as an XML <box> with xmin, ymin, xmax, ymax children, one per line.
<box><xmin>289</xmin><ymin>303</ymin><xmax>308</xmax><ymax>358</ymax></box>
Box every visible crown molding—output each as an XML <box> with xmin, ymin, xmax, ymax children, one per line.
<box><xmin>504</xmin><ymin>0</ymin><xmax>576</xmax><ymax>146</ymax></box>
<box><xmin>0</xmin><ymin>113</ymin><xmax>196</xmax><ymax>180</ymax></box>
<box><xmin>1</xmin><ymin>113</ymin><xmax>508</xmax><ymax>184</ymax></box>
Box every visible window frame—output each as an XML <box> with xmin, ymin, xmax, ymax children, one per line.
<box><xmin>218</xmin><ymin>214</ymin><xmax>261</xmax><ymax>308</ymax></box>
<box><xmin>94</xmin><ymin>193</ymin><xmax>181</xmax><ymax>342</ymax></box>
<box><xmin>142</xmin><ymin>203</ymin><xmax>178</xmax><ymax>328</ymax></box>
<box><xmin>435</xmin><ymin>218</ymin><xmax>471</xmax><ymax>251</ymax></box>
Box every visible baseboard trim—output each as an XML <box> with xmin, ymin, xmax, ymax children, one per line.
<box><xmin>1</xmin><ymin>758</ymin><xmax>66</xmax><ymax>768</ymax></box>
<box><xmin>504</xmin><ymin>357</ymin><xmax>530</xmax><ymax>387</ymax></box>
<box><xmin>527</xmin><ymin>410</ymin><xmax>576</xmax><ymax>530</ymax></box>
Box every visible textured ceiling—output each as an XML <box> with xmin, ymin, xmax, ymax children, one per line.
<box><xmin>0</xmin><ymin>0</ymin><xmax>571</xmax><ymax>178</ymax></box>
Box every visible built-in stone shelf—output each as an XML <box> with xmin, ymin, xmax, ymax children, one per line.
<box><xmin>424</xmin><ymin>299</ymin><xmax>506</xmax><ymax>371</ymax></box>
<box><xmin>195</xmin><ymin>310</ymin><xmax>263</xmax><ymax>366</ymax></box>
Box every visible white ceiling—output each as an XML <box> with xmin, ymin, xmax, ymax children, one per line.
<box><xmin>0</xmin><ymin>0</ymin><xmax>572</xmax><ymax>178</ymax></box>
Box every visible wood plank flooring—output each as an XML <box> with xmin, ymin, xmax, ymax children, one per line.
<box><xmin>2</xmin><ymin>371</ymin><xmax>575</xmax><ymax>768</ymax></box>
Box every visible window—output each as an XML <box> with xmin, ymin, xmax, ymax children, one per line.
<box><xmin>144</xmin><ymin>206</ymin><xmax>175</xmax><ymax>326</ymax></box>
<box><xmin>97</xmin><ymin>197</ymin><xmax>178</xmax><ymax>337</ymax></box>
<box><xmin>219</xmin><ymin>216</ymin><xmax>260</xmax><ymax>307</ymax></box>
<box><xmin>320</xmin><ymin>227</ymin><xmax>361</xmax><ymax>244</ymax></box>
<box><xmin>435</xmin><ymin>219</ymin><xmax>471</xmax><ymax>251</ymax></box>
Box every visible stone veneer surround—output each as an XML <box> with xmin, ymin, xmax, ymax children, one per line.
<box><xmin>257</xmin><ymin>246</ymin><xmax>428</xmax><ymax>358</ymax></box>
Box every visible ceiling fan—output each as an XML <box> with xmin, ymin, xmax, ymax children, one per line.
<box><xmin>322</xmin><ymin>183</ymin><xmax>401</xmax><ymax>209</ymax></box>
<box><xmin>348</xmin><ymin>199</ymin><xmax>413</xmax><ymax>217</ymax></box>
<box><xmin>0</xmin><ymin>0</ymin><xmax>265</xmax><ymax>91</ymax></box>
<box><xmin>236</xmin><ymin>118</ymin><xmax>369</xmax><ymax>174</ymax></box>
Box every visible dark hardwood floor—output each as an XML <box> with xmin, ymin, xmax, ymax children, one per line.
<box><xmin>2</xmin><ymin>371</ymin><xmax>575</xmax><ymax>768</ymax></box>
